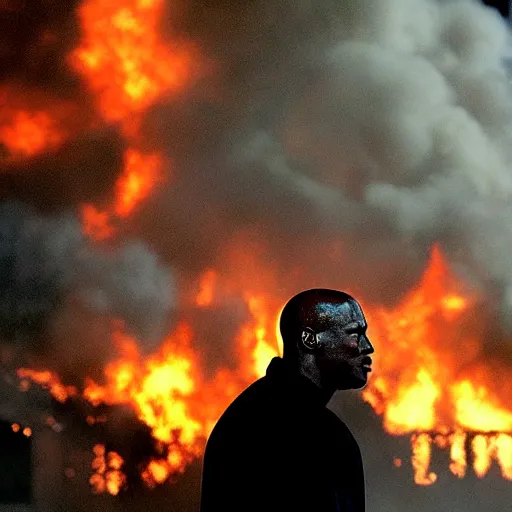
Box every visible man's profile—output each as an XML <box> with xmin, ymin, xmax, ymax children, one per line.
<box><xmin>200</xmin><ymin>288</ymin><xmax>374</xmax><ymax>512</ymax></box>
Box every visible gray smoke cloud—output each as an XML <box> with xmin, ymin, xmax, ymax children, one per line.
<box><xmin>0</xmin><ymin>202</ymin><xmax>175</xmax><ymax>359</ymax></box>
<box><xmin>143</xmin><ymin>0</ymin><xmax>512</xmax><ymax>311</ymax></box>
<box><xmin>2</xmin><ymin>0</ymin><xmax>512</xmax><ymax>510</ymax></box>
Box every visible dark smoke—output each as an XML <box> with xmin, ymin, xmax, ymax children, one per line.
<box><xmin>0</xmin><ymin>202</ymin><xmax>175</xmax><ymax>361</ymax></box>
<box><xmin>1</xmin><ymin>0</ymin><xmax>512</xmax><ymax>510</ymax></box>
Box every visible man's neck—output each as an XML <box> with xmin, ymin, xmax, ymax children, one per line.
<box><xmin>297</xmin><ymin>365</ymin><xmax>335</xmax><ymax>405</ymax></box>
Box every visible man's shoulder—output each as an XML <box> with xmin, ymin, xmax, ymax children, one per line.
<box><xmin>324</xmin><ymin>408</ymin><xmax>361</xmax><ymax>442</ymax></box>
<box><xmin>207</xmin><ymin>376</ymin><xmax>279</xmax><ymax>440</ymax></box>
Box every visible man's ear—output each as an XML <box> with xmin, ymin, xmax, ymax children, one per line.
<box><xmin>301</xmin><ymin>327</ymin><xmax>319</xmax><ymax>351</ymax></box>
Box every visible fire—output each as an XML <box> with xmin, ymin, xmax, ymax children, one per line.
<box><xmin>196</xmin><ymin>270</ymin><xmax>218</xmax><ymax>308</ymax></box>
<box><xmin>411</xmin><ymin>434</ymin><xmax>437</xmax><ymax>486</ymax></box>
<box><xmin>70</xmin><ymin>0</ymin><xmax>190</xmax><ymax>122</ymax></box>
<box><xmin>0</xmin><ymin>111</ymin><xmax>64</xmax><ymax>159</ymax></box>
<box><xmin>68</xmin><ymin>0</ymin><xmax>191</xmax><ymax>240</ymax></box>
<box><xmin>453</xmin><ymin>380</ymin><xmax>512</xmax><ymax>432</ymax></box>
<box><xmin>449</xmin><ymin>430</ymin><xmax>467</xmax><ymax>478</ymax></box>
<box><xmin>114</xmin><ymin>149</ymin><xmax>162</xmax><ymax>217</ymax></box>
<box><xmin>237</xmin><ymin>294</ymin><xmax>281</xmax><ymax>379</ymax></box>
<box><xmin>82</xmin><ymin>204</ymin><xmax>115</xmax><ymax>241</ymax></box>
<box><xmin>17</xmin><ymin>369</ymin><xmax>78</xmax><ymax>403</ymax></box>
<box><xmin>90</xmin><ymin>444</ymin><xmax>126</xmax><ymax>495</ymax></box>
<box><xmin>17</xmin><ymin>245</ymin><xmax>512</xmax><ymax>491</ymax></box>
<box><xmin>81</xmin><ymin>149</ymin><xmax>163</xmax><ymax>240</ymax></box>
<box><xmin>363</xmin><ymin>245</ymin><xmax>512</xmax><ymax>484</ymax></box>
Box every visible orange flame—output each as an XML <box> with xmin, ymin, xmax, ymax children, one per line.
<box><xmin>196</xmin><ymin>270</ymin><xmax>218</xmax><ymax>308</ymax></box>
<box><xmin>236</xmin><ymin>294</ymin><xmax>281</xmax><ymax>379</ymax></box>
<box><xmin>0</xmin><ymin>111</ymin><xmax>64</xmax><ymax>158</ymax></box>
<box><xmin>17</xmin><ymin>369</ymin><xmax>78</xmax><ymax>403</ymax></box>
<box><xmin>70</xmin><ymin>0</ymin><xmax>190</xmax><ymax>122</ymax></box>
<box><xmin>17</xmin><ymin>245</ymin><xmax>512</xmax><ymax>490</ymax></box>
<box><xmin>114</xmin><ymin>149</ymin><xmax>162</xmax><ymax>217</ymax></box>
<box><xmin>411</xmin><ymin>434</ymin><xmax>437</xmax><ymax>486</ymax></box>
<box><xmin>363</xmin><ymin>245</ymin><xmax>512</xmax><ymax>484</ymax></box>
<box><xmin>90</xmin><ymin>444</ymin><xmax>126</xmax><ymax>496</ymax></box>
<box><xmin>81</xmin><ymin>148</ymin><xmax>164</xmax><ymax>240</ymax></box>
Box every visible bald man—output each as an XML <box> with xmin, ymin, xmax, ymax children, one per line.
<box><xmin>200</xmin><ymin>289</ymin><xmax>374</xmax><ymax>512</ymax></box>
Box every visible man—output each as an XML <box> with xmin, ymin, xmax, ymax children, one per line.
<box><xmin>200</xmin><ymin>288</ymin><xmax>374</xmax><ymax>511</ymax></box>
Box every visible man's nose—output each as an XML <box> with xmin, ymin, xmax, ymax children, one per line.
<box><xmin>361</xmin><ymin>335</ymin><xmax>374</xmax><ymax>355</ymax></box>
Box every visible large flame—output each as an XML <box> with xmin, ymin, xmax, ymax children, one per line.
<box><xmin>69</xmin><ymin>0</ymin><xmax>190</xmax><ymax>122</ymax></box>
<box><xmin>6</xmin><ymin>0</ymin><xmax>512</xmax><ymax>496</ymax></box>
<box><xmin>363</xmin><ymin>246</ymin><xmax>512</xmax><ymax>484</ymax></box>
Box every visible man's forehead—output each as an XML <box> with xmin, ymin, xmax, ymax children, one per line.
<box><xmin>318</xmin><ymin>300</ymin><xmax>366</xmax><ymax>326</ymax></box>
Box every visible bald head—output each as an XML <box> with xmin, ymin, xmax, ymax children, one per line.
<box><xmin>280</xmin><ymin>289</ymin><xmax>354</xmax><ymax>356</ymax></box>
<box><xmin>279</xmin><ymin>288</ymin><xmax>374</xmax><ymax>391</ymax></box>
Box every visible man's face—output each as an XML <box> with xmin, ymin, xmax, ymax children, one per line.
<box><xmin>316</xmin><ymin>300</ymin><xmax>374</xmax><ymax>390</ymax></box>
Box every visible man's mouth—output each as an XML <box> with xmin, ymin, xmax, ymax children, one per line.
<box><xmin>361</xmin><ymin>357</ymin><xmax>372</xmax><ymax>371</ymax></box>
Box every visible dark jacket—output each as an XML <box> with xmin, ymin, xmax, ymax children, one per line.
<box><xmin>200</xmin><ymin>357</ymin><xmax>365</xmax><ymax>511</ymax></box>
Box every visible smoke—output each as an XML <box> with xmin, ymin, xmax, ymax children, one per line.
<box><xmin>138</xmin><ymin>0</ymin><xmax>512</xmax><ymax>314</ymax></box>
<box><xmin>0</xmin><ymin>202</ymin><xmax>175</xmax><ymax>361</ymax></box>
<box><xmin>1</xmin><ymin>0</ymin><xmax>512</xmax><ymax>510</ymax></box>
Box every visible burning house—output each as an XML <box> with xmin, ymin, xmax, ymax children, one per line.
<box><xmin>1</xmin><ymin>0</ymin><xmax>512</xmax><ymax>510</ymax></box>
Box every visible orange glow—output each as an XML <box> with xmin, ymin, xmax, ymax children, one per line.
<box><xmin>449</xmin><ymin>430</ymin><xmax>467</xmax><ymax>478</ymax></box>
<box><xmin>17</xmin><ymin>243</ymin><xmax>512</xmax><ymax>489</ymax></box>
<box><xmin>237</xmin><ymin>295</ymin><xmax>281</xmax><ymax>379</ymax></box>
<box><xmin>495</xmin><ymin>434</ymin><xmax>512</xmax><ymax>480</ymax></box>
<box><xmin>196</xmin><ymin>270</ymin><xmax>218</xmax><ymax>307</ymax></box>
<box><xmin>22</xmin><ymin>427</ymin><xmax>32</xmax><ymax>437</ymax></box>
<box><xmin>452</xmin><ymin>380</ymin><xmax>512</xmax><ymax>432</ymax></box>
<box><xmin>17</xmin><ymin>369</ymin><xmax>78</xmax><ymax>403</ymax></box>
<box><xmin>70</xmin><ymin>0</ymin><xmax>190</xmax><ymax>122</ymax></box>
<box><xmin>81</xmin><ymin>204</ymin><xmax>115</xmax><ymax>241</ymax></box>
<box><xmin>142</xmin><ymin>459</ymin><xmax>171</xmax><ymax>487</ymax></box>
<box><xmin>411</xmin><ymin>434</ymin><xmax>437</xmax><ymax>486</ymax></box>
<box><xmin>81</xmin><ymin>149</ymin><xmax>163</xmax><ymax>240</ymax></box>
<box><xmin>83</xmin><ymin>323</ymin><xmax>206</xmax><ymax>478</ymax></box>
<box><xmin>11</xmin><ymin>423</ymin><xmax>20</xmax><ymax>433</ymax></box>
<box><xmin>472</xmin><ymin>435</ymin><xmax>493</xmax><ymax>478</ymax></box>
<box><xmin>90</xmin><ymin>444</ymin><xmax>126</xmax><ymax>495</ymax></box>
<box><xmin>0</xmin><ymin>111</ymin><xmax>64</xmax><ymax>158</ymax></box>
<box><xmin>114</xmin><ymin>149</ymin><xmax>162</xmax><ymax>217</ymax></box>
<box><xmin>362</xmin><ymin>245</ymin><xmax>512</xmax><ymax>483</ymax></box>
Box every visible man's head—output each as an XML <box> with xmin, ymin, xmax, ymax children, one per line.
<box><xmin>279</xmin><ymin>289</ymin><xmax>374</xmax><ymax>391</ymax></box>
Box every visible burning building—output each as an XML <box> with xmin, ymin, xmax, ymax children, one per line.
<box><xmin>1</xmin><ymin>0</ymin><xmax>512</xmax><ymax>510</ymax></box>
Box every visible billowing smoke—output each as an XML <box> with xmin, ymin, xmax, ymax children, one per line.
<box><xmin>1</xmin><ymin>0</ymin><xmax>512</xmax><ymax>510</ymax></box>
<box><xmin>0</xmin><ymin>202</ymin><xmax>174</xmax><ymax>361</ymax></box>
<box><xmin>139</xmin><ymin>0</ymin><xmax>512</xmax><ymax>319</ymax></box>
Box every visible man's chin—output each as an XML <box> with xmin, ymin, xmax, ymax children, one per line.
<box><xmin>337</xmin><ymin>374</ymin><xmax>368</xmax><ymax>391</ymax></box>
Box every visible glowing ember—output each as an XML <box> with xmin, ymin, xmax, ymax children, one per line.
<box><xmin>70</xmin><ymin>0</ymin><xmax>190</xmax><ymax>122</ymax></box>
<box><xmin>11</xmin><ymin>423</ymin><xmax>20</xmax><ymax>433</ymax></box>
<box><xmin>17</xmin><ymin>369</ymin><xmax>78</xmax><ymax>403</ymax></box>
<box><xmin>0</xmin><ymin>111</ymin><xmax>64</xmax><ymax>158</ymax></box>
<box><xmin>142</xmin><ymin>459</ymin><xmax>170</xmax><ymax>488</ymax></box>
<box><xmin>90</xmin><ymin>444</ymin><xmax>126</xmax><ymax>495</ymax></box>
<box><xmin>363</xmin><ymin>245</ymin><xmax>512</xmax><ymax>484</ymax></box>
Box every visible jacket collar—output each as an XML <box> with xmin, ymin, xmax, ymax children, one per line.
<box><xmin>265</xmin><ymin>357</ymin><xmax>332</xmax><ymax>407</ymax></box>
